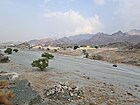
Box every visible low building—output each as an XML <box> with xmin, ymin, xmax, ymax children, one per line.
<box><xmin>79</xmin><ymin>46</ymin><xmax>96</xmax><ymax>50</ymax></box>
<box><xmin>32</xmin><ymin>45</ymin><xmax>43</xmax><ymax>49</ymax></box>
<box><xmin>43</xmin><ymin>46</ymin><xmax>60</xmax><ymax>50</ymax></box>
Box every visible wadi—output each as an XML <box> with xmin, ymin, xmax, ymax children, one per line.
<box><xmin>0</xmin><ymin>29</ymin><xmax>140</xmax><ymax>105</ymax></box>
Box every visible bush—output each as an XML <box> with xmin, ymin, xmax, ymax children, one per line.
<box><xmin>54</xmin><ymin>49</ymin><xmax>57</xmax><ymax>52</ymax></box>
<box><xmin>94</xmin><ymin>46</ymin><xmax>98</xmax><ymax>49</ymax></box>
<box><xmin>0</xmin><ymin>56</ymin><xmax>10</xmax><ymax>63</ymax></box>
<box><xmin>73</xmin><ymin>46</ymin><xmax>79</xmax><ymax>50</ymax></box>
<box><xmin>41</xmin><ymin>53</ymin><xmax>54</xmax><ymax>59</ymax></box>
<box><xmin>4</xmin><ymin>48</ymin><xmax>12</xmax><ymax>54</ymax></box>
<box><xmin>67</xmin><ymin>46</ymin><xmax>72</xmax><ymax>48</ymax></box>
<box><xmin>91</xmin><ymin>55</ymin><xmax>103</xmax><ymax>60</ymax></box>
<box><xmin>31</xmin><ymin>58</ymin><xmax>49</xmax><ymax>71</ymax></box>
<box><xmin>85</xmin><ymin>53</ymin><xmax>89</xmax><ymax>58</ymax></box>
<box><xmin>82</xmin><ymin>50</ymin><xmax>86</xmax><ymax>55</ymax></box>
<box><xmin>13</xmin><ymin>49</ymin><xmax>18</xmax><ymax>52</ymax></box>
<box><xmin>47</xmin><ymin>48</ymin><xmax>50</xmax><ymax>51</ymax></box>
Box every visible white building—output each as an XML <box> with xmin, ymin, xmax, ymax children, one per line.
<box><xmin>79</xmin><ymin>46</ymin><xmax>96</xmax><ymax>50</ymax></box>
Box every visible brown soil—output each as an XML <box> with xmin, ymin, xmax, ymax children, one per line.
<box><xmin>19</xmin><ymin>70</ymin><xmax>140</xmax><ymax>105</ymax></box>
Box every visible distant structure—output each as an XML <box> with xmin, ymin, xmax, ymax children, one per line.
<box><xmin>17</xmin><ymin>42</ymin><xmax>30</xmax><ymax>49</ymax></box>
<box><xmin>32</xmin><ymin>44</ymin><xmax>43</xmax><ymax>49</ymax></box>
<box><xmin>32</xmin><ymin>45</ymin><xmax>60</xmax><ymax>51</ymax></box>
<box><xmin>44</xmin><ymin>46</ymin><xmax>60</xmax><ymax>50</ymax></box>
<box><xmin>79</xmin><ymin>46</ymin><xmax>96</xmax><ymax>50</ymax></box>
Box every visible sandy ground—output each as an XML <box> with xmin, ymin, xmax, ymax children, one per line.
<box><xmin>20</xmin><ymin>70</ymin><xmax>140</xmax><ymax>105</ymax></box>
<box><xmin>58</xmin><ymin>48</ymin><xmax>140</xmax><ymax>66</ymax></box>
<box><xmin>0</xmin><ymin>50</ymin><xmax>140</xmax><ymax>105</ymax></box>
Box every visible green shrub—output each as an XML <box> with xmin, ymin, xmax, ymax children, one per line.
<box><xmin>73</xmin><ymin>46</ymin><xmax>79</xmax><ymax>50</ymax></box>
<box><xmin>67</xmin><ymin>46</ymin><xmax>72</xmax><ymax>48</ymax></box>
<box><xmin>94</xmin><ymin>46</ymin><xmax>98</xmax><ymax>49</ymax></box>
<box><xmin>4</xmin><ymin>48</ymin><xmax>12</xmax><ymax>54</ymax></box>
<box><xmin>47</xmin><ymin>48</ymin><xmax>50</xmax><ymax>51</ymax></box>
<box><xmin>13</xmin><ymin>49</ymin><xmax>18</xmax><ymax>52</ymax></box>
<box><xmin>31</xmin><ymin>58</ymin><xmax>49</xmax><ymax>71</ymax></box>
<box><xmin>54</xmin><ymin>49</ymin><xmax>57</xmax><ymax>52</ymax></box>
<box><xmin>41</xmin><ymin>53</ymin><xmax>54</xmax><ymax>59</ymax></box>
<box><xmin>85</xmin><ymin>53</ymin><xmax>89</xmax><ymax>58</ymax></box>
<box><xmin>91</xmin><ymin>55</ymin><xmax>103</xmax><ymax>60</ymax></box>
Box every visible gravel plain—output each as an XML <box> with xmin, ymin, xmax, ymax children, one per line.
<box><xmin>0</xmin><ymin>50</ymin><xmax>140</xmax><ymax>105</ymax></box>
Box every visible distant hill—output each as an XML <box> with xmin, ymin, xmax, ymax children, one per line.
<box><xmin>2</xmin><ymin>29</ymin><xmax>140</xmax><ymax>47</ymax></box>
<box><xmin>28</xmin><ymin>38</ymin><xmax>55</xmax><ymax>46</ymax></box>
<box><xmin>99</xmin><ymin>42</ymin><xmax>133</xmax><ymax>48</ymax></box>
<box><xmin>126</xmin><ymin>29</ymin><xmax>140</xmax><ymax>35</ymax></box>
<box><xmin>27</xmin><ymin>29</ymin><xmax>140</xmax><ymax>46</ymax></box>
<box><xmin>81</xmin><ymin>30</ymin><xmax>140</xmax><ymax>46</ymax></box>
<box><xmin>53</xmin><ymin>34</ymin><xmax>94</xmax><ymax>45</ymax></box>
<box><xmin>127</xmin><ymin>43</ymin><xmax>140</xmax><ymax>49</ymax></box>
<box><xmin>0</xmin><ymin>41</ymin><xmax>22</xmax><ymax>46</ymax></box>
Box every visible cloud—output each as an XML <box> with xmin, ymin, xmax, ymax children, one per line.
<box><xmin>112</xmin><ymin>0</ymin><xmax>140</xmax><ymax>31</ymax></box>
<box><xmin>94</xmin><ymin>0</ymin><xmax>106</xmax><ymax>5</ymax></box>
<box><xmin>44</xmin><ymin>10</ymin><xmax>104</xmax><ymax>36</ymax></box>
<box><xmin>44</xmin><ymin>0</ymin><xmax>51</xmax><ymax>4</ymax></box>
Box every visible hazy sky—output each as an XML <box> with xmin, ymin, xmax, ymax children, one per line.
<box><xmin>0</xmin><ymin>0</ymin><xmax>140</xmax><ymax>42</ymax></box>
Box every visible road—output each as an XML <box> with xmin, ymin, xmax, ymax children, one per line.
<box><xmin>2</xmin><ymin>50</ymin><xmax>140</xmax><ymax>99</ymax></box>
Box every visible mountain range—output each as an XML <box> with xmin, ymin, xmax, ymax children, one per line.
<box><xmin>28</xmin><ymin>29</ymin><xmax>140</xmax><ymax>46</ymax></box>
<box><xmin>1</xmin><ymin>29</ymin><xmax>140</xmax><ymax>46</ymax></box>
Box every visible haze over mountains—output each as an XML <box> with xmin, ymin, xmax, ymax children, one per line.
<box><xmin>27</xmin><ymin>29</ymin><xmax>140</xmax><ymax>46</ymax></box>
<box><xmin>1</xmin><ymin>29</ymin><xmax>140</xmax><ymax>46</ymax></box>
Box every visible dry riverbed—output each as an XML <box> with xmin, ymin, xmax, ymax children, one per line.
<box><xmin>0</xmin><ymin>50</ymin><xmax>140</xmax><ymax>105</ymax></box>
<box><xmin>57</xmin><ymin>48</ymin><xmax>140</xmax><ymax>66</ymax></box>
<box><xmin>20</xmin><ymin>70</ymin><xmax>140</xmax><ymax>105</ymax></box>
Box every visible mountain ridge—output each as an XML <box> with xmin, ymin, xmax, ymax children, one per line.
<box><xmin>1</xmin><ymin>29</ymin><xmax>140</xmax><ymax>46</ymax></box>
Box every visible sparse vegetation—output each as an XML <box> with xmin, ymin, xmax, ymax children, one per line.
<box><xmin>47</xmin><ymin>48</ymin><xmax>50</xmax><ymax>51</ymax></box>
<box><xmin>13</xmin><ymin>49</ymin><xmax>18</xmax><ymax>53</ymax></box>
<box><xmin>80</xmin><ymin>45</ymin><xmax>86</xmax><ymax>47</ymax></box>
<box><xmin>67</xmin><ymin>46</ymin><xmax>72</xmax><ymax>48</ymax></box>
<box><xmin>41</xmin><ymin>52</ymin><xmax>54</xmax><ymax>59</ymax></box>
<box><xmin>0</xmin><ymin>90</ymin><xmax>14</xmax><ymax>105</ymax></box>
<box><xmin>4</xmin><ymin>48</ymin><xmax>12</xmax><ymax>54</ymax></box>
<box><xmin>0</xmin><ymin>56</ymin><xmax>10</xmax><ymax>63</ymax></box>
<box><xmin>0</xmin><ymin>53</ymin><xmax>10</xmax><ymax>63</ymax></box>
<box><xmin>73</xmin><ymin>45</ymin><xmax>79</xmax><ymax>50</ymax></box>
<box><xmin>31</xmin><ymin>58</ymin><xmax>49</xmax><ymax>71</ymax></box>
<box><xmin>94</xmin><ymin>46</ymin><xmax>98</xmax><ymax>49</ymax></box>
<box><xmin>54</xmin><ymin>49</ymin><xmax>57</xmax><ymax>52</ymax></box>
<box><xmin>82</xmin><ymin>50</ymin><xmax>86</xmax><ymax>55</ymax></box>
<box><xmin>91</xmin><ymin>55</ymin><xmax>103</xmax><ymax>60</ymax></box>
<box><xmin>85</xmin><ymin>53</ymin><xmax>89</xmax><ymax>58</ymax></box>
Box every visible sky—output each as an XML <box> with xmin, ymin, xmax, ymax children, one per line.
<box><xmin>0</xmin><ymin>0</ymin><xmax>140</xmax><ymax>42</ymax></box>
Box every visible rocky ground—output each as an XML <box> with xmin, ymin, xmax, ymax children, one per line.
<box><xmin>20</xmin><ymin>70</ymin><xmax>140</xmax><ymax>105</ymax></box>
<box><xmin>88</xmin><ymin>49</ymin><xmax>140</xmax><ymax>66</ymax></box>
<box><xmin>57</xmin><ymin>48</ymin><xmax>140</xmax><ymax>66</ymax></box>
<box><xmin>0</xmin><ymin>50</ymin><xmax>140</xmax><ymax>105</ymax></box>
<box><xmin>0</xmin><ymin>73</ymin><xmax>42</xmax><ymax>105</ymax></box>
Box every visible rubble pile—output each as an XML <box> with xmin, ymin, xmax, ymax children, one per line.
<box><xmin>44</xmin><ymin>81</ymin><xmax>84</xmax><ymax>102</ymax></box>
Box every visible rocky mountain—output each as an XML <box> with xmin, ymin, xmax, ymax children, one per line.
<box><xmin>28</xmin><ymin>38</ymin><xmax>55</xmax><ymax>46</ymax></box>
<box><xmin>99</xmin><ymin>42</ymin><xmax>133</xmax><ymax>48</ymax></box>
<box><xmin>81</xmin><ymin>32</ymin><xmax>113</xmax><ymax>45</ymax></box>
<box><xmin>68</xmin><ymin>34</ymin><xmax>94</xmax><ymax>43</ymax></box>
<box><xmin>126</xmin><ymin>29</ymin><xmax>140</xmax><ymax>35</ymax></box>
<box><xmin>132</xmin><ymin>43</ymin><xmax>140</xmax><ymax>49</ymax></box>
<box><xmin>51</xmin><ymin>34</ymin><xmax>94</xmax><ymax>45</ymax></box>
<box><xmin>26</xmin><ymin>29</ymin><xmax>140</xmax><ymax>46</ymax></box>
<box><xmin>0</xmin><ymin>41</ymin><xmax>22</xmax><ymax>46</ymax></box>
<box><xmin>82</xmin><ymin>31</ymin><xmax>140</xmax><ymax>46</ymax></box>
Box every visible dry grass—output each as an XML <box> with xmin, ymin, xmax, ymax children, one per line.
<box><xmin>0</xmin><ymin>90</ymin><xmax>14</xmax><ymax>105</ymax></box>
